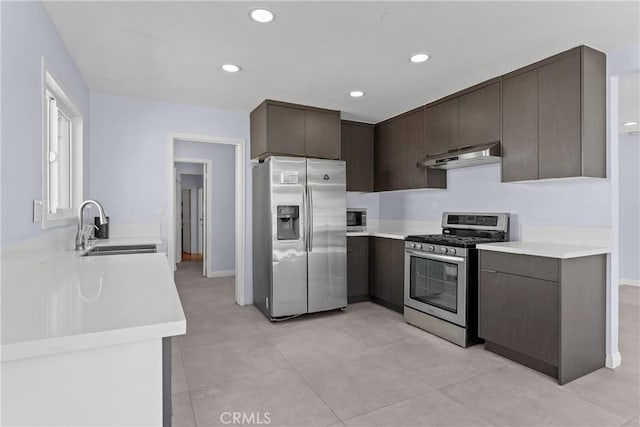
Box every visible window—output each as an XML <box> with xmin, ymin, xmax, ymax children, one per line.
<box><xmin>42</xmin><ymin>62</ymin><xmax>83</xmax><ymax>229</ymax></box>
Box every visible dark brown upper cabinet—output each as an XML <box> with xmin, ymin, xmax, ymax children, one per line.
<box><xmin>250</xmin><ymin>100</ymin><xmax>341</xmax><ymax>160</ymax></box>
<box><xmin>502</xmin><ymin>69</ymin><xmax>539</xmax><ymax>182</ymax></box>
<box><xmin>374</xmin><ymin>120</ymin><xmax>394</xmax><ymax>192</ymax></box>
<box><xmin>341</xmin><ymin>121</ymin><xmax>374</xmax><ymax>192</ymax></box>
<box><xmin>458</xmin><ymin>82</ymin><xmax>501</xmax><ymax>149</ymax></box>
<box><xmin>305</xmin><ymin>109</ymin><xmax>341</xmax><ymax>160</ymax></box>
<box><xmin>501</xmin><ymin>46</ymin><xmax>606</xmax><ymax>182</ymax></box>
<box><xmin>374</xmin><ymin>108</ymin><xmax>446</xmax><ymax>192</ymax></box>
<box><xmin>403</xmin><ymin>109</ymin><xmax>427</xmax><ymax>189</ymax></box>
<box><xmin>424</xmin><ymin>98</ymin><xmax>459</xmax><ymax>156</ymax></box>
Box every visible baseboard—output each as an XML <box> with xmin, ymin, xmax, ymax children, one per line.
<box><xmin>605</xmin><ymin>352</ymin><xmax>622</xmax><ymax>369</ymax></box>
<box><xmin>620</xmin><ymin>278</ymin><xmax>640</xmax><ymax>287</ymax></box>
<box><xmin>207</xmin><ymin>270</ymin><xmax>235</xmax><ymax>278</ymax></box>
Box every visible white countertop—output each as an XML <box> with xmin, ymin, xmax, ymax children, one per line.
<box><xmin>1</xmin><ymin>251</ymin><xmax>186</xmax><ymax>362</ymax></box>
<box><xmin>89</xmin><ymin>236</ymin><xmax>163</xmax><ymax>248</ymax></box>
<box><xmin>476</xmin><ymin>241</ymin><xmax>611</xmax><ymax>259</ymax></box>
<box><xmin>347</xmin><ymin>230</ymin><xmax>414</xmax><ymax>240</ymax></box>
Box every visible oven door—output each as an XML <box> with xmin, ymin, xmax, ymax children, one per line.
<box><xmin>404</xmin><ymin>249</ymin><xmax>467</xmax><ymax>327</ymax></box>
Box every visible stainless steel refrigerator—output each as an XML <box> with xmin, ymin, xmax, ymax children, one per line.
<box><xmin>253</xmin><ymin>156</ymin><xmax>347</xmax><ymax>320</ymax></box>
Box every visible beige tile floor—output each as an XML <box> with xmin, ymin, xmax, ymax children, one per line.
<box><xmin>172</xmin><ymin>261</ymin><xmax>640</xmax><ymax>427</ymax></box>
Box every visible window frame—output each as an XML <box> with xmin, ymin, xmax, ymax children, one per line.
<box><xmin>41</xmin><ymin>59</ymin><xmax>84</xmax><ymax>229</ymax></box>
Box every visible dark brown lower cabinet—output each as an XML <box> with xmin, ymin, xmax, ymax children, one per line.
<box><xmin>347</xmin><ymin>237</ymin><xmax>369</xmax><ymax>303</ymax></box>
<box><xmin>369</xmin><ymin>237</ymin><xmax>404</xmax><ymax>313</ymax></box>
<box><xmin>479</xmin><ymin>251</ymin><xmax>606</xmax><ymax>384</ymax></box>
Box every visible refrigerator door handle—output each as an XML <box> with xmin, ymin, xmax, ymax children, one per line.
<box><xmin>303</xmin><ymin>185</ymin><xmax>309</xmax><ymax>252</ymax></box>
<box><xmin>308</xmin><ymin>184</ymin><xmax>314</xmax><ymax>252</ymax></box>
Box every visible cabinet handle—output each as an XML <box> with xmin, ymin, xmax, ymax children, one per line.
<box><xmin>481</xmin><ymin>269</ymin><xmax>498</xmax><ymax>273</ymax></box>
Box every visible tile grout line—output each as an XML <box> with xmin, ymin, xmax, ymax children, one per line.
<box><xmin>339</xmin><ymin>388</ymin><xmax>499</xmax><ymax>427</ymax></box>
<box><xmin>289</xmin><ymin>366</ymin><xmax>343</xmax><ymax>425</ymax></box>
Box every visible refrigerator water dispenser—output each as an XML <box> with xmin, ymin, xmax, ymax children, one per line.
<box><xmin>277</xmin><ymin>205</ymin><xmax>300</xmax><ymax>240</ymax></box>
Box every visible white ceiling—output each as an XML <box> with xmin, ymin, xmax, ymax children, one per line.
<box><xmin>44</xmin><ymin>1</ymin><xmax>639</xmax><ymax>123</ymax></box>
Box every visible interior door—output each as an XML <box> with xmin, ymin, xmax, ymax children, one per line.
<box><xmin>181</xmin><ymin>189</ymin><xmax>191</xmax><ymax>254</ymax></box>
<box><xmin>175</xmin><ymin>169</ymin><xmax>182</xmax><ymax>265</ymax></box>
<box><xmin>198</xmin><ymin>188</ymin><xmax>204</xmax><ymax>254</ymax></box>
<box><xmin>307</xmin><ymin>158</ymin><xmax>347</xmax><ymax>313</ymax></box>
<box><xmin>201</xmin><ymin>164</ymin><xmax>208</xmax><ymax>277</ymax></box>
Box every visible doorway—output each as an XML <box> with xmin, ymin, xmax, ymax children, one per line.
<box><xmin>182</xmin><ymin>188</ymin><xmax>192</xmax><ymax>257</ymax></box>
<box><xmin>168</xmin><ymin>134</ymin><xmax>246</xmax><ymax>305</ymax></box>
<box><xmin>175</xmin><ymin>160</ymin><xmax>209</xmax><ymax>277</ymax></box>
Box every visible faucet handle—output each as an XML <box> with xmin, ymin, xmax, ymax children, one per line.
<box><xmin>84</xmin><ymin>224</ymin><xmax>99</xmax><ymax>241</ymax></box>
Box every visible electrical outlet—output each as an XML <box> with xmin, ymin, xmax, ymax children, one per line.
<box><xmin>33</xmin><ymin>200</ymin><xmax>43</xmax><ymax>223</ymax></box>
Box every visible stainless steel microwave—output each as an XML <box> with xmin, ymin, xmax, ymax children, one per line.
<box><xmin>347</xmin><ymin>208</ymin><xmax>367</xmax><ymax>232</ymax></box>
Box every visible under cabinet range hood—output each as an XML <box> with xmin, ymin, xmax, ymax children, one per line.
<box><xmin>418</xmin><ymin>142</ymin><xmax>501</xmax><ymax>170</ymax></box>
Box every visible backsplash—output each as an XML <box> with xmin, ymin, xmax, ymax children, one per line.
<box><xmin>349</xmin><ymin>163</ymin><xmax>611</xmax><ymax>241</ymax></box>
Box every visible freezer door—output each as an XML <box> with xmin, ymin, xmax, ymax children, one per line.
<box><xmin>306</xmin><ymin>158</ymin><xmax>347</xmax><ymax>313</ymax></box>
<box><xmin>270</xmin><ymin>157</ymin><xmax>308</xmax><ymax>317</ymax></box>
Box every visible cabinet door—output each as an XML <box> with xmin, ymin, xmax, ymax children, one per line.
<box><xmin>404</xmin><ymin>110</ymin><xmax>427</xmax><ymax>189</ymax></box>
<box><xmin>349</xmin><ymin>125</ymin><xmax>374</xmax><ymax>192</ymax></box>
<box><xmin>538</xmin><ymin>53</ymin><xmax>581</xmax><ymax>179</ymax></box>
<box><xmin>479</xmin><ymin>270</ymin><xmax>559</xmax><ymax>366</ymax></box>
<box><xmin>266</xmin><ymin>105</ymin><xmax>306</xmax><ymax>156</ymax></box>
<box><xmin>390</xmin><ymin>239</ymin><xmax>405</xmax><ymax>308</ymax></box>
<box><xmin>347</xmin><ymin>237</ymin><xmax>369</xmax><ymax>301</ymax></box>
<box><xmin>374</xmin><ymin>122</ymin><xmax>393</xmax><ymax>191</ymax></box>
<box><xmin>424</xmin><ymin>98</ymin><xmax>458</xmax><ymax>155</ymax></box>
<box><xmin>341</xmin><ymin>123</ymin><xmax>352</xmax><ymax>186</ymax></box>
<box><xmin>305</xmin><ymin>110</ymin><xmax>341</xmax><ymax>159</ymax></box>
<box><xmin>502</xmin><ymin>70</ymin><xmax>539</xmax><ymax>182</ymax></box>
<box><xmin>388</xmin><ymin>118</ymin><xmax>408</xmax><ymax>190</ymax></box>
<box><xmin>458</xmin><ymin>82</ymin><xmax>500</xmax><ymax>148</ymax></box>
<box><xmin>370</xmin><ymin>238</ymin><xmax>391</xmax><ymax>301</ymax></box>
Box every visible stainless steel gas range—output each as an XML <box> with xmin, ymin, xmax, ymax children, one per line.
<box><xmin>404</xmin><ymin>212</ymin><xmax>510</xmax><ymax>347</ymax></box>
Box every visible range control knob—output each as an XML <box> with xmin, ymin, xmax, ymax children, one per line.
<box><xmin>410</xmin><ymin>243</ymin><xmax>417</xmax><ymax>249</ymax></box>
<box><xmin>450</xmin><ymin>248</ymin><xmax>457</xmax><ymax>255</ymax></box>
<box><xmin>416</xmin><ymin>243</ymin><xmax>423</xmax><ymax>250</ymax></box>
<box><xmin>442</xmin><ymin>247</ymin><xmax>449</xmax><ymax>254</ymax></box>
<box><xmin>429</xmin><ymin>245</ymin><xmax>436</xmax><ymax>252</ymax></box>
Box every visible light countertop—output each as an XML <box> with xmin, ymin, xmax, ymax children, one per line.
<box><xmin>1</xmin><ymin>251</ymin><xmax>186</xmax><ymax>362</ymax></box>
<box><xmin>476</xmin><ymin>241</ymin><xmax>611</xmax><ymax>259</ymax></box>
<box><xmin>347</xmin><ymin>230</ymin><xmax>418</xmax><ymax>240</ymax></box>
<box><xmin>89</xmin><ymin>236</ymin><xmax>163</xmax><ymax>248</ymax></box>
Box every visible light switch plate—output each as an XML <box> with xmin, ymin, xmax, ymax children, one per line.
<box><xmin>33</xmin><ymin>200</ymin><xmax>43</xmax><ymax>223</ymax></box>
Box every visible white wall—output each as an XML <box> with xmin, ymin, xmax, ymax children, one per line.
<box><xmin>347</xmin><ymin>163</ymin><xmax>612</xmax><ymax>240</ymax></box>
<box><xmin>376</xmin><ymin>164</ymin><xmax>611</xmax><ymax>240</ymax></box>
<box><xmin>175</xmin><ymin>141</ymin><xmax>236</xmax><ymax>273</ymax></box>
<box><xmin>1</xmin><ymin>1</ymin><xmax>90</xmax><ymax>247</ymax></box>
<box><xmin>89</xmin><ymin>92</ymin><xmax>251</xmax><ymax>300</ymax></box>
<box><xmin>619</xmin><ymin>134</ymin><xmax>640</xmax><ymax>282</ymax></box>
<box><xmin>175</xmin><ymin>162</ymin><xmax>203</xmax><ymax>176</ymax></box>
<box><xmin>347</xmin><ymin>192</ymin><xmax>380</xmax><ymax>220</ymax></box>
<box><xmin>179</xmin><ymin>173</ymin><xmax>203</xmax><ymax>254</ymax></box>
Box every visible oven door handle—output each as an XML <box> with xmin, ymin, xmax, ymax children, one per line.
<box><xmin>405</xmin><ymin>250</ymin><xmax>465</xmax><ymax>264</ymax></box>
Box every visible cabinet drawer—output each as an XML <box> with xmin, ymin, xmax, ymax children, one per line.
<box><xmin>480</xmin><ymin>250</ymin><xmax>559</xmax><ymax>282</ymax></box>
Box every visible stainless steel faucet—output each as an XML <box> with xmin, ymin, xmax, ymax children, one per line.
<box><xmin>75</xmin><ymin>200</ymin><xmax>108</xmax><ymax>250</ymax></box>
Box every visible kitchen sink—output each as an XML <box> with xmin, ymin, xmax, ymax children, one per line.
<box><xmin>83</xmin><ymin>244</ymin><xmax>157</xmax><ymax>257</ymax></box>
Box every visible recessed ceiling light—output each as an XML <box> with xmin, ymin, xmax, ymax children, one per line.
<box><xmin>221</xmin><ymin>64</ymin><xmax>241</xmax><ymax>73</ymax></box>
<box><xmin>350</xmin><ymin>90</ymin><xmax>365</xmax><ymax>98</ymax></box>
<box><xmin>250</xmin><ymin>9</ymin><xmax>274</xmax><ymax>23</ymax></box>
<box><xmin>623</xmin><ymin>121</ymin><xmax>638</xmax><ymax>126</ymax></box>
<box><xmin>410</xmin><ymin>53</ymin><xmax>430</xmax><ymax>63</ymax></box>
